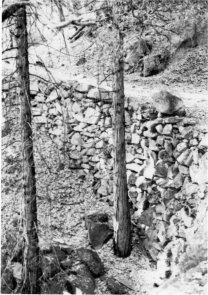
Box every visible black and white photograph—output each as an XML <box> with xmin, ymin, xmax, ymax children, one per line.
<box><xmin>1</xmin><ymin>0</ymin><xmax>208</xmax><ymax>294</ymax></box>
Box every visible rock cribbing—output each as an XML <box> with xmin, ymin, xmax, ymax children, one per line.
<box><xmin>31</xmin><ymin>79</ymin><xmax>208</xmax><ymax>278</ymax></box>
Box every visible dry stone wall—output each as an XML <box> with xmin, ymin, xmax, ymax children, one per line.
<box><xmin>32</xmin><ymin>79</ymin><xmax>208</xmax><ymax>275</ymax></box>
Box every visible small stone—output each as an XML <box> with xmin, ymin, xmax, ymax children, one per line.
<box><xmin>163</xmin><ymin>117</ymin><xmax>183</xmax><ymax>124</ymax></box>
<box><xmin>91</xmin><ymin>155</ymin><xmax>100</xmax><ymax>162</ymax></box>
<box><xmin>143</xmin><ymin>130</ymin><xmax>157</xmax><ymax>138</ymax></box>
<box><xmin>162</xmin><ymin>124</ymin><xmax>172</xmax><ymax>135</ymax></box>
<box><xmin>97</xmin><ymin>186</ymin><xmax>108</xmax><ymax>196</ymax></box>
<box><xmin>84</xmin><ymin>107</ymin><xmax>101</xmax><ymax>125</ymax></box>
<box><xmin>135</xmin><ymin>176</ymin><xmax>146</xmax><ymax>187</ymax></box>
<box><xmin>164</xmin><ymin>140</ymin><xmax>173</xmax><ymax>155</ymax></box>
<box><xmin>32</xmin><ymin>108</ymin><xmax>42</xmax><ymax>116</ymax></box>
<box><xmin>87</xmin><ymin>87</ymin><xmax>112</xmax><ymax>101</ymax></box>
<box><xmin>71</xmin><ymin>133</ymin><xmax>83</xmax><ymax>146</ymax></box>
<box><xmin>177</xmin><ymin>149</ymin><xmax>191</xmax><ymax>164</ymax></box>
<box><xmin>70</xmin><ymin>151</ymin><xmax>81</xmax><ymax>159</ymax></box>
<box><xmin>179</xmin><ymin>126</ymin><xmax>193</xmax><ymax>139</ymax></box>
<box><xmin>46</xmin><ymin>89</ymin><xmax>60</xmax><ymax>102</ymax></box>
<box><xmin>148</xmin><ymin>139</ymin><xmax>159</xmax><ymax>151</ymax></box>
<box><xmin>33</xmin><ymin>116</ymin><xmax>47</xmax><ymax>124</ymax></box>
<box><xmin>128</xmin><ymin>188</ymin><xmax>138</xmax><ymax>199</ymax></box>
<box><xmin>178</xmin><ymin>165</ymin><xmax>189</xmax><ymax>174</ymax></box>
<box><xmin>72</xmin><ymin>102</ymin><xmax>81</xmax><ymax>113</ymax></box>
<box><xmin>128</xmin><ymin>172</ymin><xmax>137</xmax><ymax>185</ymax></box>
<box><xmin>171</xmin><ymin>173</ymin><xmax>184</xmax><ymax>189</ymax></box>
<box><xmin>95</xmin><ymin>141</ymin><xmax>104</xmax><ymax>149</ymax></box>
<box><xmin>131</xmin><ymin>133</ymin><xmax>140</xmax><ymax>144</ymax></box>
<box><xmin>158</xmin><ymin>150</ymin><xmax>169</xmax><ymax>161</ymax></box>
<box><xmin>126</xmin><ymin>153</ymin><xmax>135</xmax><ymax>163</ymax></box>
<box><xmin>126</xmin><ymin>163</ymin><xmax>144</xmax><ymax>173</ymax></box>
<box><xmin>176</xmin><ymin>142</ymin><xmax>187</xmax><ymax>153</ymax></box>
<box><xmin>155</xmin><ymin>124</ymin><xmax>163</xmax><ymax>133</ymax></box>
<box><xmin>199</xmin><ymin>133</ymin><xmax>208</xmax><ymax>148</ymax></box>
<box><xmin>189</xmin><ymin>138</ymin><xmax>198</xmax><ymax>146</ymax></box>
<box><xmin>156</xmin><ymin>135</ymin><xmax>164</xmax><ymax>146</ymax></box>
<box><xmin>49</xmin><ymin>108</ymin><xmax>58</xmax><ymax>116</ymax></box>
<box><xmin>75</xmin><ymin>83</ymin><xmax>91</xmax><ymax>93</ymax></box>
<box><xmin>105</xmin><ymin>117</ymin><xmax>111</xmax><ymax>127</ymax></box>
<box><xmin>155</xmin><ymin>161</ymin><xmax>168</xmax><ymax>178</ymax></box>
<box><xmin>74</xmin><ymin>123</ymin><xmax>87</xmax><ymax>131</ymax></box>
<box><xmin>35</xmin><ymin>94</ymin><xmax>45</xmax><ymax>103</ymax></box>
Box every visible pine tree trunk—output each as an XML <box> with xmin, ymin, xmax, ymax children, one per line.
<box><xmin>112</xmin><ymin>29</ymin><xmax>131</xmax><ymax>257</ymax></box>
<box><xmin>15</xmin><ymin>5</ymin><xmax>40</xmax><ymax>294</ymax></box>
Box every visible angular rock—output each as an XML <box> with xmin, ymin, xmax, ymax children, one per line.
<box><xmin>75</xmin><ymin>83</ymin><xmax>92</xmax><ymax>93</ymax></box>
<box><xmin>155</xmin><ymin>124</ymin><xmax>163</xmax><ymax>133</ymax></box>
<box><xmin>199</xmin><ymin>133</ymin><xmax>208</xmax><ymax>148</ymax></box>
<box><xmin>179</xmin><ymin>126</ymin><xmax>193</xmax><ymax>139</ymax></box>
<box><xmin>155</xmin><ymin>161</ymin><xmax>168</xmax><ymax>178</ymax></box>
<box><xmin>88</xmin><ymin>221</ymin><xmax>113</xmax><ymax>250</ymax></box>
<box><xmin>67</xmin><ymin>264</ymin><xmax>95</xmax><ymax>294</ymax></box>
<box><xmin>189</xmin><ymin>153</ymin><xmax>208</xmax><ymax>185</ymax></box>
<box><xmin>171</xmin><ymin>173</ymin><xmax>184</xmax><ymax>189</ymax></box>
<box><xmin>84</xmin><ymin>107</ymin><xmax>101</xmax><ymax>124</ymax></box>
<box><xmin>70</xmin><ymin>151</ymin><xmax>81</xmax><ymax>160</ymax></box>
<box><xmin>46</xmin><ymin>89</ymin><xmax>60</xmax><ymax>103</ymax></box>
<box><xmin>178</xmin><ymin>165</ymin><xmax>189</xmax><ymax>174</ymax></box>
<box><xmin>131</xmin><ymin>133</ymin><xmax>140</xmax><ymax>144</ymax></box>
<box><xmin>163</xmin><ymin>117</ymin><xmax>183</xmax><ymax>124</ymax></box>
<box><xmin>148</xmin><ymin>139</ymin><xmax>159</xmax><ymax>151</ymax></box>
<box><xmin>157</xmin><ymin>135</ymin><xmax>164</xmax><ymax>146</ymax></box>
<box><xmin>152</xmin><ymin>90</ymin><xmax>185</xmax><ymax>115</ymax></box>
<box><xmin>60</xmin><ymin>259</ymin><xmax>73</xmax><ymax>270</ymax></box>
<box><xmin>177</xmin><ymin>149</ymin><xmax>191</xmax><ymax>165</ymax></box>
<box><xmin>128</xmin><ymin>172</ymin><xmax>137</xmax><ymax>185</ymax></box>
<box><xmin>41</xmin><ymin>254</ymin><xmax>60</xmax><ymax>279</ymax></box>
<box><xmin>126</xmin><ymin>163</ymin><xmax>143</xmax><ymax>173</ymax></box>
<box><xmin>52</xmin><ymin>246</ymin><xmax>67</xmax><ymax>262</ymax></box>
<box><xmin>162</xmin><ymin>124</ymin><xmax>172</xmax><ymax>135</ymax></box>
<box><xmin>143</xmin><ymin>130</ymin><xmax>157</xmax><ymax>138</ymax></box>
<box><xmin>72</xmin><ymin>102</ymin><xmax>81</xmax><ymax>113</ymax></box>
<box><xmin>87</xmin><ymin>87</ymin><xmax>112</xmax><ymax>101</ymax></box>
<box><xmin>85</xmin><ymin>213</ymin><xmax>109</xmax><ymax>229</ymax></box>
<box><xmin>126</xmin><ymin>153</ymin><xmax>135</xmax><ymax>163</ymax></box>
<box><xmin>33</xmin><ymin>116</ymin><xmax>47</xmax><ymax>124</ymax></box>
<box><xmin>106</xmin><ymin>277</ymin><xmax>128</xmax><ymax>294</ymax></box>
<box><xmin>76</xmin><ymin>248</ymin><xmax>104</xmax><ymax>276</ymax></box>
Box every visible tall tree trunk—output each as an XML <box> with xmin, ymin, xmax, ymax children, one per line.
<box><xmin>15</xmin><ymin>5</ymin><xmax>40</xmax><ymax>293</ymax></box>
<box><xmin>112</xmin><ymin>28</ymin><xmax>131</xmax><ymax>257</ymax></box>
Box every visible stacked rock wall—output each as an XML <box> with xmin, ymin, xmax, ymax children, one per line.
<box><xmin>32</xmin><ymin>79</ymin><xmax>208</xmax><ymax>272</ymax></box>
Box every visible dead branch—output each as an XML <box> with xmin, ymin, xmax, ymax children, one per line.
<box><xmin>51</xmin><ymin>13</ymin><xmax>97</xmax><ymax>29</ymax></box>
<box><xmin>2</xmin><ymin>2</ymin><xmax>32</xmax><ymax>22</ymax></box>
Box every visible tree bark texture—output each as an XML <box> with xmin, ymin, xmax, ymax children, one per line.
<box><xmin>15</xmin><ymin>5</ymin><xmax>40</xmax><ymax>294</ymax></box>
<box><xmin>112</xmin><ymin>29</ymin><xmax>131</xmax><ymax>257</ymax></box>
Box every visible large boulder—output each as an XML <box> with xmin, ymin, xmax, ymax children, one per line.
<box><xmin>106</xmin><ymin>277</ymin><xmax>128</xmax><ymax>294</ymax></box>
<box><xmin>152</xmin><ymin>90</ymin><xmax>185</xmax><ymax>115</ymax></box>
<box><xmin>66</xmin><ymin>264</ymin><xmax>95</xmax><ymax>294</ymax></box>
<box><xmin>125</xmin><ymin>38</ymin><xmax>152</xmax><ymax>72</ymax></box>
<box><xmin>143</xmin><ymin>51</ymin><xmax>169</xmax><ymax>77</ymax></box>
<box><xmin>88</xmin><ymin>222</ymin><xmax>113</xmax><ymax>249</ymax></box>
<box><xmin>76</xmin><ymin>248</ymin><xmax>104</xmax><ymax>277</ymax></box>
